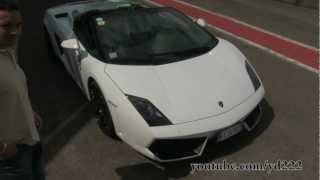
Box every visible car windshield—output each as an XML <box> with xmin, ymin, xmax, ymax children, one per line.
<box><xmin>83</xmin><ymin>7</ymin><xmax>218</xmax><ymax>65</ymax></box>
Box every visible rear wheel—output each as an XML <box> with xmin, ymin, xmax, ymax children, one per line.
<box><xmin>89</xmin><ymin>80</ymin><xmax>117</xmax><ymax>138</ymax></box>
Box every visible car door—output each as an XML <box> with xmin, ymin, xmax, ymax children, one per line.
<box><xmin>63</xmin><ymin>40</ymin><xmax>85</xmax><ymax>90</ymax></box>
<box><xmin>53</xmin><ymin>29</ymin><xmax>75</xmax><ymax>78</ymax></box>
<box><xmin>49</xmin><ymin>14</ymin><xmax>84</xmax><ymax>91</ymax></box>
<box><xmin>56</xmin><ymin>25</ymin><xmax>87</xmax><ymax>91</ymax></box>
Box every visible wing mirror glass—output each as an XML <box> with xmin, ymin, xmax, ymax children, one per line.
<box><xmin>196</xmin><ymin>18</ymin><xmax>207</xmax><ymax>27</ymax></box>
<box><xmin>61</xmin><ymin>39</ymin><xmax>79</xmax><ymax>50</ymax></box>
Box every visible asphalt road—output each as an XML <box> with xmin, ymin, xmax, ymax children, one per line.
<box><xmin>15</xmin><ymin>0</ymin><xmax>318</xmax><ymax>180</ymax></box>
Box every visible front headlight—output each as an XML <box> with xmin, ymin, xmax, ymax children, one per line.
<box><xmin>245</xmin><ymin>61</ymin><xmax>261</xmax><ymax>91</ymax></box>
<box><xmin>127</xmin><ymin>95</ymin><xmax>172</xmax><ymax>126</ymax></box>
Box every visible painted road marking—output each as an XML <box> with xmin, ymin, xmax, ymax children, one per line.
<box><xmin>147</xmin><ymin>0</ymin><xmax>319</xmax><ymax>72</ymax></box>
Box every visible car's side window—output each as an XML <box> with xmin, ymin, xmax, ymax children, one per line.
<box><xmin>75</xmin><ymin>16</ymin><xmax>101</xmax><ymax>59</ymax></box>
<box><xmin>87</xmin><ymin>19</ymin><xmax>100</xmax><ymax>57</ymax></box>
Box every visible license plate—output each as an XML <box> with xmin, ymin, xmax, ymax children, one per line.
<box><xmin>217</xmin><ymin>123</ymin><xmax>243</xmax><ymax>142</ymax></box>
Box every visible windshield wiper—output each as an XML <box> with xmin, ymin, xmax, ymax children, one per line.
<box><xmin>150</xmin><ymin>43</ymin><xmax>214</xmax><ymax>65</ymax></box>
<box><xmin>111</xmin><ymin>54</ymin><xmax>154</xmax><ymax>65</ymax></box>
<box><xmin>152</xmin><ymin>41</ymin><xmax>214</xmax><ymax>58</ymax></box>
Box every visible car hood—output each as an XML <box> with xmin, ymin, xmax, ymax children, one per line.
<box><xmin>105</xmin><ymin>39</ymin><xmax>255</xmax><ymax>124</ymax></box>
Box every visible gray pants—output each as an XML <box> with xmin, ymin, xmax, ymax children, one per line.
<box><xmin>0</xmin><ymin>142</ymin><xmax>45</xmax><ymax>180</ymax></box>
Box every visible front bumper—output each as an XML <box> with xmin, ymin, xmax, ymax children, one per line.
<box><xmin>131</xmin><ymin>87</ymin><xmax>265</xmax><ymax>162</ymax></box>
<box><xmin>148</xmin><ymin>104</ymin><xmax>262</xmax><ymax>162</ymax></box>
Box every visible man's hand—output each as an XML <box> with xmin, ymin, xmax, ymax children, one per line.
<box><xmin>33</xmin><ymin>111</ymin><xmax>42</xmax><ymax>130</ymax></box>
<box><xmin>0</xmin><ymin>143</ymin><xmax>17</xmax><ymax>159</ymax></box>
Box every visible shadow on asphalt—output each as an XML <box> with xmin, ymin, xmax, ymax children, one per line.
<box><xmin>36</xmin><ymin>21</ymin><xmax>93</xmax><ymax>164</ymax></box>
<box><xmin>115</xmin><ymin>99</ymin><xmax>274</xmax><ymax>179</ymax></box>
<box><xmin>18</xmin><ymin>0</ymin><xmax>93</xmax><ymax>164</ymax></box>
<box><xmin>19</xmin><ymin>0</ymin><xmax>84</xmax><ymax>137</ymax></box>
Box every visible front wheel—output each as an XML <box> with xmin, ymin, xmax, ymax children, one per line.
<box><xmin>89</xmin><ymin>81</ymin><xmax>117</xmax><ymax>138</ymax></box>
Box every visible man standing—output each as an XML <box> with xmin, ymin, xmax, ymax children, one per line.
<box><xmin>0</xmin><ymin>0</ymin><xmax>45</xmax><ymax>180</ymax></box>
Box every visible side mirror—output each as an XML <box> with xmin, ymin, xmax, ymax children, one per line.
<box><xmin>196</xmin><ymin>18</ymin><xmax>207</xmax><ymax>27</ymax></box>
<box><xmin>61</xmin><ymin>39</ymin><xmax>79</xmax><ymax>50</ymax></box>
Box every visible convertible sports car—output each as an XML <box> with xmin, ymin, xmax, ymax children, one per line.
<box><xmin>44</xmin><ymin>0</ymin><xmax>265</xmax><ymax>162</ymax></box>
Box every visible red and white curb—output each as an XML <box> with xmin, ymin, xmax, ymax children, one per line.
<box><xmin>145</xmin><ymin>0</ymin><xmax>319</xmax><ymax>73</ymax></box>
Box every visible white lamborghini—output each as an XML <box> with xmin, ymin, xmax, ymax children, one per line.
<box><xmin>44</xmin><ymin>0</ymin><xmax>265</xmax><ymax>162</ymax></box>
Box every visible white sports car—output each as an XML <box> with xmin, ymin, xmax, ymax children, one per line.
<box><xmin>44</xmin><ymin>0</ymin><xmax>265</xmax><ymax>162</ymax></box>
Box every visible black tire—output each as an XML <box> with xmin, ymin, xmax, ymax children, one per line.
<box><xmin>89</xmin><ymin>80</ymin><xmax>117</xmax><ymax>138</ymax></box>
